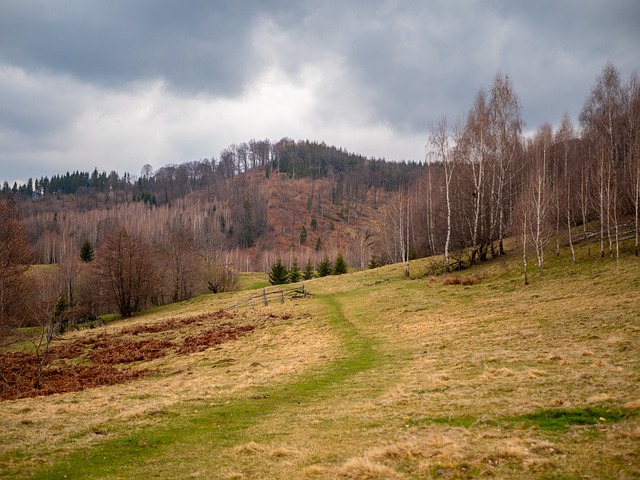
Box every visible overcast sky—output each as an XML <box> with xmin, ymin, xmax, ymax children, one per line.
<box><xmin>1</xmin><ymin>0</ymin><xmax>639</xmax><ymax>184</ymax></box>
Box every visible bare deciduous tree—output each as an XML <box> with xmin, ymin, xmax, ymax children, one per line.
<box><xmin>430</xmin><ymin>118</ymin><xmax>455</xmax><ymax>271</ymax></box>
<box><xmin>555</xmin><ymin>113</ymin><xmax>578</xmax><ymax>263</ymax></box>
<box><xmin>528</xmin><ymin>124</ymin><xmax>554</xmax><ymax>273</ymax></box>
<box><xmin>93</xmin><ymin>226</ymin><xmax>157</xmax><ymax>318</ymax></box>
<box><xmin>0</xmin><ymin>199</ymin><xmax>33</xmax><ymax>348</ymax></box>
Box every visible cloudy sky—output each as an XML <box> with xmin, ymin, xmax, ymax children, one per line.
<box><xmin>1</xmin><ymin>0</ymin><xmax>638</xmax><ymax>184</ymax></box>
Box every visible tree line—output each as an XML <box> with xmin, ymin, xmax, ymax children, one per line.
<box><xmin>377</xmin><ymin>63</ymin><xmax>639</xmax><ymax>280</ymax></box>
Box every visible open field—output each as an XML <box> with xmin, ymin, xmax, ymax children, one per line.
<box><xmin>1</xmin><ymin>244</ymin><xmax>639</xmax><ymax>479</ymax></box>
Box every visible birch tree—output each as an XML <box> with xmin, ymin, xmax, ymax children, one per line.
<box><xmin>430</xmin><ymin>118</ymin><xmax>454</xmax><ymax>271</ymax></box>
<box><xmin>580</xmin><ymin>63</ymin><xmax>626</xmax><ymax>259</ymax></box>
<box><xmin>385</xmin><ymin>187</ymin><xmax>412</xmax><ymax>277</ymax></box>
<box><xmin>555</xmin><ymin>113</ymin><xmax>578</xmax><ymax>263</ymax></box>
<box><xmin>461</xmin><ymin>89</ymin><xmax>490</xmax><ymax>263</ymax></box>
<box><xmin>528</xmin><ymin>124</ymin><xmax>553</xmax><ymax>273</ymax></box>
<box><xmin>488</xmin><ymin>73</ymin><xmax>523</xmax><ymax>256</ymax></box>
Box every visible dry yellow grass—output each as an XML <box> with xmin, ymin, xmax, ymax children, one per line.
<box><xmin>1</xmin><ymin>245</ymin><xmax>639</xmax><ymax>479</ymax></box>
<box><xmin>0</xmin><ymin>300</ymin><xmax>341</xmax><ymax>475</ymax></box>
<box><xmin>337</xmin><ymin>457</ymin><xmax>401</xmax><ymax>479</ymax></box>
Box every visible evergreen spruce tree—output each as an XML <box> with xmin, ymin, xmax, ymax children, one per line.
<box><xmin>268</xmin><ymin>259</ymin><xmax>290</xmax><ymax>285</ymax></box>
<box><xmin>317</xmin><ymin>257</ymin><xmax>333</xmax><ymax>277</ymax></box>
<box><xmin>288</xmin><ymin>259</ymin><xmax>301</xmax><ymax>283</ymax></box>
<box><xmin>303</xmin><ymin>259</ymin><xmax>315</xmax><ymax>280</ymax></box>
<box><xmin>299</xmin><ymin>226</ymin><xmax>307</xmax><ymax>245</ymax></box>
<box><xmin>53</xmin><ymin>294</ymin><xmax>70</xmax><ymax>334</ymax></box>
<box><xmin>368</xmin><ymin>255</ymin><xmax>383</xmax><ymax>269</ymax></box>
<box><xmin>333</xmin><ymin>253</ymin><xmax>348</xmax><ymax>275</ymax></box>
<box><xmin>80</xmin><ymin>240</ymin><xmax>94</xmax><ymax>262</ymax></box>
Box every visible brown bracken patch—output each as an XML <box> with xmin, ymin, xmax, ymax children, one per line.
<box><xmin>119</xmin><ymin>310</ymin><xmax>234</xmax><ymax>335</ymax></box>
<box><xmin>177</xmin><ymin>323</ymin><xmax>255</xmax><ymax>355</ymax></box>
<box><xmin>0</xmin><ymin>310</ymin><xmax>253</xmax><ymax>401</ymax></box>
<box><xmin>0</xmin><ymin>352</ymin><xmax>148</xmax><ymax>401</ymax></box>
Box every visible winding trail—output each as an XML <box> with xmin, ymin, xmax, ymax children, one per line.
<box><xmin>32</xmin><ymin>294</ymin><xmax>382</xmax><ymax>480</ymax></box>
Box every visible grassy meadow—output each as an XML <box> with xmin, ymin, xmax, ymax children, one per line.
<box><xmin>1</xmin><ymin>243</ymin><xmax>639</xmax><ymax>479</ymax></box>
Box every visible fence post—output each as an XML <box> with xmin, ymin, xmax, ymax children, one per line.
<box><xmin>249</xmin><ymin>294</ymin><xmax>254</xmax><ymax>309</ymax></box>
<box><xmin>280</xmin><ymin>289</ymin><xmax>285</xmax><ymax>304</ymax></box>
<box><xmin>263</xmin><ymin>288</ymin><xmax>268</xmax><ymax>306</ymax></box>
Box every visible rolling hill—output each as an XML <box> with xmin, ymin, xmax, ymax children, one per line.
<box><xmin>1</xmin><ymin>240</ymin><xmax>639</xmax><ymax>479</ymax></box>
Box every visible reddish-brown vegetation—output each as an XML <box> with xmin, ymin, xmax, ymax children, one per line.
<box><xmin>119</xmin><ymin>310</ymin><xmax>233</xmax><ymax>335</ymax></box>
<box><xmin>0</xmin><ymin>352</ymin><xmax>149</xmax><ymax>401</ymax></box>
<box><xmin>177</xmin><ymin>323</ymin><xmax>255</xmax><ymax>355</ymax></box>
<box><xmin>87</xmin><ymin>337</ymin><xmax>175</xmax><ymax>364</ymax></box>
<box><xmin>0</xmin><ymin>311</ymin><xmax>253</xmax><ymax>401</ymax></box>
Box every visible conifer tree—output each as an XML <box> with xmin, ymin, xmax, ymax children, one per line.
<box><xmin>368</xmin><ymin>255</ymin><xmax>383</xmax><ymax>269</ymax></box>
<box><xmin>333</xmin><ymin>253</ymin><xmax>348</xmax><ymax>275</ymax></box>
<box><xmin>303</xmin><ymin>259</ymin><xmax>315</xmax><ymax>280</ymax></box>
<box><xmin>53</xmin><ymin>293</ymin><xmax>70</xmax><ymax>334</ymax></box>
<box><xmin>80</xmin><ymin>240</ymin><xmax>94</xmax><ymax>262</ymax></box>
<box><xmin>317</xmin><ymin>257</ymin><xmax>332</xmax><ymax>277</ymax></box>
<box><xmin>288</xmin><ymin>259</ymin><xmax>301</xmax><ymax>283</ymax></box>
<box><xmin>268</xmin><ymin>259</ymin><xmax>289</xmax><ymax>285</ymax></box>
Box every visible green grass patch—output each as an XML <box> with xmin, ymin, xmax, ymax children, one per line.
<box><xmin>236</xmin><ymin>272</ymin><xmax>270</xmax><ymax>291</ymax></box>
<box><xmin>27</xmin><ymin>294</ymin><xmax>380</xmax><ymax>480</ymax></box>
<box><xmin>407</xmin><ymin>406</ymin><xmax>636</xmax><ymax>432</ymax></box>
<box><xmin>508</xmin><ymin>406</ymin><xmax>636</xmax><ymax>431</ymax></box>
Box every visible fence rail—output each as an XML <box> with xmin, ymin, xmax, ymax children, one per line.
<box><xmin>224</xmin><ymin>284</ymin><xmax>313</xmax><ymax>313</ymax></box>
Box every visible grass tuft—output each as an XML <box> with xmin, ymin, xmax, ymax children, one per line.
<box><xmin>337</xmin><ymin>457</ymin><xmax>400</xmax><ymax>479</ymax></box>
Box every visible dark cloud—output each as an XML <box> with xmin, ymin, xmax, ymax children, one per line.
<box><xmin>0</xmin><ymin>0</ymin><xmax>273</xmax><ymax>95</ymax></box>
<box><xmin>0</xmin><ymin>0</ymin><xmax>638</xmax><ymax>182</ymax></box>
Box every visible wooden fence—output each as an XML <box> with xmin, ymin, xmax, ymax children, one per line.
<box><xmin>224</xmin><ymin>284</ymin><xmax>313</xmax><ymax>313</ymax></box>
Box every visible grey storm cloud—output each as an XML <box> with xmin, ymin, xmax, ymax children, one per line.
<box><xmin>0</xmin><ymin>0</ymin><xmax>270</xmax><ymax>94</ymax></box>
<box><xmin>0</xmin><ymin>0</ymin><xmax>639</xmax><ymax>182</ymax></box>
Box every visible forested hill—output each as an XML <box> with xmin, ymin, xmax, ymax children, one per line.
<box><xmin>1</xmin><ymin>138</ymin><xmax>423</xmax><ymax>204</ymax></box>
<box><xmin>1</xmin><ymin>138</ymin><xmax>425</xmax><ymax>278</ymax></box>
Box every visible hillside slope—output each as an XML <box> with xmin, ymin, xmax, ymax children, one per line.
<box><xmin>1</xmin><ymin>245</ymin><xmax>639</xmax><ymax>479</ymax></box>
